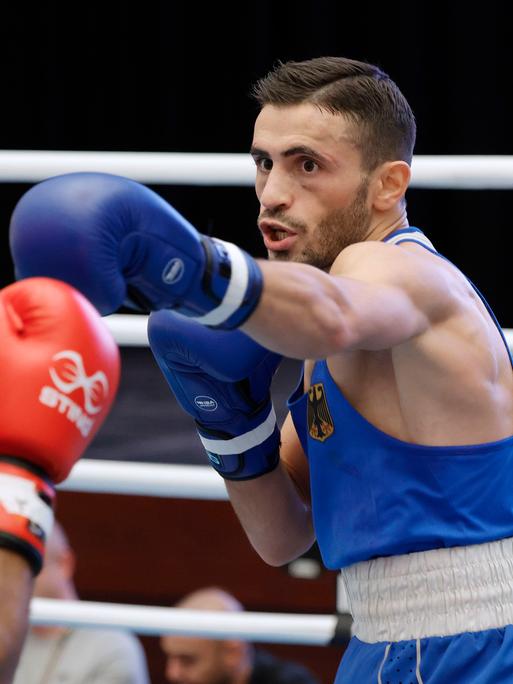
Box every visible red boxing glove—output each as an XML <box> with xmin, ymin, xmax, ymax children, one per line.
<box><xmin>0</xmin><ymin>278</ymin><xmax>120</xmax><ymax>573</ymax></box>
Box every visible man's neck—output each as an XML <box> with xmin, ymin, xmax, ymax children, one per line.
<box><xmin>365</xmin><ymin>209</ymin><xmax>409</xmax><ymax>242</ymax></box>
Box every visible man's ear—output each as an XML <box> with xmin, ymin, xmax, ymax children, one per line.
<box><xmin>370</xmin><ymin>161</ymin><xmax>411</xmax><ymax>211</ymax></box>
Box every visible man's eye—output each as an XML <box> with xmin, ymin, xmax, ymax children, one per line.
<box><xmin>256</xmin><ymin>158</ymin><xmax>273</xmax><ymax>172</ymax></box>
<box><xmin>302</xmin><ymin>159</ymin><xmax>318</xmax><ymax>173</ymax></box>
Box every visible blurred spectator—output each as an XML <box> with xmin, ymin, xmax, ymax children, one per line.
<box><xmin>13</xmin><ymin>520</ymin><xmax>150</xmax><ymax>684</ymax></box>
<box><xmin>160</xmin><ymin>587</ymin><xmax>320</xmax><ymax>684</ymax></box>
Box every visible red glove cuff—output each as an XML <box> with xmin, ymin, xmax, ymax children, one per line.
<box><xmin>0</xmin><ymin>458</ymin><xmax>55</xmax><ymax>574</ymax></box>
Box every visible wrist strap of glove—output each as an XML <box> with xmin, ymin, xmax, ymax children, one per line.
<box><xmin>190</xmin><ymin>238</ymin><xmax>263</xmax><ymax>330</ymax></box>
<box><xmin>0</xmin><ymin>458</ymin><xmax>55</xmax><ymax>575</ymax></box>
<box><xmin>197</xmin><ymin>407</ymin><xmax>280</xmax><ymax>480</ymax></box>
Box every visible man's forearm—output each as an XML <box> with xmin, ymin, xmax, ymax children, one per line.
<box><xmin>242</xmin><ymin>260</ymin><xmax>349</xmax><ymax>360</ymax></box>
<box><xmin>225</xmin><ymin>462</ymin><xmax>315</xmax><ymax>567</ymax></box>
<box><xmin>0</xmin><ymin>551</ymin><xmax>33</xmax><ymax>684</ymax></box>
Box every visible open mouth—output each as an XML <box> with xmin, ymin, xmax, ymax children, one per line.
<box><xmin>259</xmin><ymin>221</ymin><xmax>299</xmax><ymax>251</ymax></box>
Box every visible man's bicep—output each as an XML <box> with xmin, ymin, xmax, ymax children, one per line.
<box><xmin>280</xmin><ymin>412</ymin><xmax>311</xmax><ymax>505</ymax></box>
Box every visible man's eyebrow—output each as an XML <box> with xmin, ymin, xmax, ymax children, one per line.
<box><xmin>283</xmin><ymin>145</ymin><xmax>324</xmax><ymax>160</ymax></box>
<box><xmin>250</xmin><ymin>146</ymin><xmax>268</xmax><ymax>157</ymax></box>
<box><xmin>249</xmin><ymin>145</ymin><xmax>326</xmax><ymax>160</ymax></box>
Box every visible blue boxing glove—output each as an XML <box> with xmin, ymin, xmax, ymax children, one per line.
<box><xmin>148</xmin><ymin>310</ymin><xmax>282</xmax><ymax>480</ymax></box>
<box><xmin>10</xmin><ymin>172</ymin><xmax>262</xmax><ymax>328</ymax></box>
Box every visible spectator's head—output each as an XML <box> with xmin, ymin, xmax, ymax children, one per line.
<box><xmin>33</xmin><ymin>520</ymin><xmax>77</xmax><ymax>601</ymax></box>
<box><xmin>160</xmin><ymin>588</ymin><xmax>252</xmax><ymax>684</ymax></box>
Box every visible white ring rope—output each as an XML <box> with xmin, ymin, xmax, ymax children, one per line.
<box><xmin>104</xmin><ymin>314</ymin><xmax>149</xmax><ymax>346</ymax></box>
<box><xmin>58</xmin><ymin>460</ymin><xmax>227</xmax><ymax>500</ymax></box>
<box><xmin>0</xmin><ymin>151</ymin><xmax>252</xmax><ymax>186</ymax></box>
<box><xmin>30</xmin><ymin>598</ymin><xmax>347</xmax><ymax>645</ymax></box>
<box><xmin>2</xmin><ymin>151</ymin><xmax>513</xmax><ymax>188</ymax></box>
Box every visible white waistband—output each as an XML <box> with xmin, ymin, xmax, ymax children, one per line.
<box><xmin>340</xmin><ymin>537</ymin><xmax>513</xmax><ymax>643</ymax></box>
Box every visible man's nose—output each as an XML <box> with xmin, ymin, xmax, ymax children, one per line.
<box><xmin>259</xmin><ymin>170</ymin><xmax>293</xmax><ymax>211</ymax></box>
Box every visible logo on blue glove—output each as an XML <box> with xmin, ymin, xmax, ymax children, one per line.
<box><xmin>194</xmin><ymin>396</ymin><xmax>218</xmax><ymax>411</ymax></box>
<box><xmin>162</xmin><ymin>258</ymin><xmax>185</xmax><ymax>285</ymax></box>
<box><xmin>207</xmin><ymin>453</ymin><xmax>222</xmax><ymax>466</ymax></box>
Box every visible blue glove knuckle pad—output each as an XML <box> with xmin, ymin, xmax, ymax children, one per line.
<box><xmin>9</xmin><ymin>172</ymin><xmax>263</xmax><ymax>327</ymax></box>
<box><xmin>148</xmin><ymin>311</ymin><xmax>281</xmax><ymax>480</ymax></box>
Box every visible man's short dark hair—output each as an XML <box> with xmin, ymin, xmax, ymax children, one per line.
<box><xmin>252</xmin><ymin>56</ymin><xmax>416</xmax><ymax>172</ymax></box>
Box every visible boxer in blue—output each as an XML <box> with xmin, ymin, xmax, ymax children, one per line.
<box><xmin>10</xmin><ymin>57</ymin><xmax>513</xmax><ymax>683</ymax></box>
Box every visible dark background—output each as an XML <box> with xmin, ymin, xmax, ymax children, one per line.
<box><xmin>2</xmin><ymin>3</ymin><xmax>513</xmax><ymax>682</ymax></box>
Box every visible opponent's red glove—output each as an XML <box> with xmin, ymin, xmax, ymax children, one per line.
<box><xmin>0</xmin><ymin>278</ymin><xmax>120</xmax><ymax>573</ymax></box>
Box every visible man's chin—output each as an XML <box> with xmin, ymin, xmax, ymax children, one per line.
<box><xmin>268</xmin><ymin>245</ymin><xmax>310</xmax><ymax>262</ymax></box>
<box><xmin>267</xmin><ymin>249</ymin><xmax>293</xmax><ymax>261</ymax></box>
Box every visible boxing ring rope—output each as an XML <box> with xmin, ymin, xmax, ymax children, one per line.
<box><xmin>53</xmin><ymin>461</ymin><xmax>350</xmax><ymax>640</ymax></box>
<box><xmin>58</xmin><ymin>459</ymin><xmax>227</xmax><ymax>499</ymax></box>
<box><xmin>2</xmin><ymin>150</ymin><xmax>513</xmax><ymax>188</ymax></box>
<box><xmin>30</xmin><ymin>598</ymin><xmax>349</xmax><ymax>645</ymax></box>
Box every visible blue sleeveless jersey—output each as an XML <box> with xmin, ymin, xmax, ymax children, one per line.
<box><xmin>287</xmin><ymin>227</ymin><xmax>513</xmax><ymax>570</ymax></box>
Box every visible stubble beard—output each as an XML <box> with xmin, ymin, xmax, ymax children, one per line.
<box><xmin>270</xmin><ymin>178</ymin><xmax>371</xmax><ymax>271</ymax></box>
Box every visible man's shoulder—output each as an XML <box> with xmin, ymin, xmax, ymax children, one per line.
<box><xmin>67</xmin><ymin>629</ymin><xmax>149</xmax><ymax>682</ymax></box>
<box><xmin>67</xmin><ymin>627</ymin><xmax>146</xmax><ymax>662</ymax></box>
<box><xmin>71</xmin><ymin>627</ymin><xmax>141</xmax><ymax>648</ymax></box>
<box><xmin>330</xmin><ymin>233</ymin><xmax>462</xmax><ymax>301</ymax></box>
<box><xmin>330</xmin><ymin>238</ymin><xmax>413</xmax><ymax>277</ymax></box>
<box><xmin>250</xmin><ymin>649</ymin><xmax>320</xmax><ymax>684</ymax></box>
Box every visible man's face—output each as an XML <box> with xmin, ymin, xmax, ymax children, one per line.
<box><xmin>251</xmin><ymin>103</ymin><xmax>372</xmax><ymax>270</ymax></box>
<box><xmin>161</xmin><ymin>635</ymin><xmax>232</xmax><ymax>684</ymax></box>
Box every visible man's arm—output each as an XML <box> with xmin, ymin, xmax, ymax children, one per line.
<box><xmin>226</xmin><ymin>413</ymin><xmax>314</xmax><ymax>567</ymax></box>
<box><xmin>147</xmin><ymin>312</ymin><xmax>314</xmax><ymax>567</ymax></box>
<box><xmin>0</xmin><ymin>552</ymin><xmax>33</xmax><ymax>684</ymax></box>
<box><xmin>10</xmin><ymin>175</ymin><xmax>450</xmax><ymax>357</ymax></box>
<box><xmin>243</xmin><ymin>241</ymin><xmax>455</xmax><ymax>359</ymax></box>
